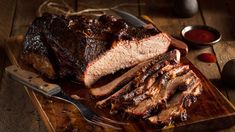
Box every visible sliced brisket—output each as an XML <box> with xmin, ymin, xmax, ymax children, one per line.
<box><xmin>90</xmin><ymin>59</ymin><xmax>153</xmax><ymax>98</ymax></box>
<box><xmin>147</xmin><ymin>77</ymin><xmax>202</xmax><ymax>126</ymax></box>
<box><xmin>122</xmin><ymin>65</ymin><xmax>191</xmax><ymax>117</ymax></box>
<box><xmin>92</xmin><ymin>48</ymin><xmax>203</xmax><ymax>127</ymax></box>
<box><xmin>121</xmin><ymin>64</ymin><xmax>180</xmax><ymax>106</ymax></box>
<box><xmin>96</xmin><ymin>81</ymin><xmax>134</xmax><ymax>108</ymax></box>
<box><xmin>90</xmin><ymin>49</ymin><xmax>180</xmax><ymax>97</ymax></box>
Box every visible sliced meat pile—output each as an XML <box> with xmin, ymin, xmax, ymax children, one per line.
<box><xmin>94</xmin><ymin>49</ymin><xmax>203</xmax><ymax>127</ymax></box>
<box><xmin>22</xmin><ymin>13</ymin><xmax>171</xmax><ymax>87</ymax></box>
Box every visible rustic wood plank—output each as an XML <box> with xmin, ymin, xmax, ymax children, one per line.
<box><xmin>77</xmin><ymin>0</ymin><xmax>139</xmax><ymax>16</ymax></box>
<box><xmin>0</xmin><ymin>0</ymin><xmax>18</xmax><ymax>131</ymax></box>
<box><xmin>0</xmin><ymin>0</ymin><xmax>48</xmax><ymax>131</ymax></box>
<box><xmin>0</xmin><ymin>0</ymin><xmax>16</xmax><ymax>82</ymax></box>
<box><xmin>195</xmin><ymin>0</ymin><xmax>235</xmax><ymax>131</ymax></box>
<box><xmin>198</xmin><ymin>0</ymin><xmax>235</xmax><ymax>105</ymax></box>
<box><xmin>0</xmin><ymin>0</ymin><xmax>16</xmax><ymax>40</ymax></box>
<box><xmin>12</xmin><ymin>0</ymin><xmax>77</xmax><ymax>35</ymax></box>
<box><xmin>0</xmin><ymin>45</ymin><xmax>7</xmax><ymax>84</ymax></box>
<box><xmin>11</xmin><ymin>0</ymin><xmax>42</xmax><ymax>35</ymax></box>
<box><xmin>8</xmin><ymin>0</ymin><xmax>50</xmax><ymax>131</ymax></box>
<box><xmin>0</xmin><ymin>73</ymin><xmax>46</xmax><ymax>132</ymax></box>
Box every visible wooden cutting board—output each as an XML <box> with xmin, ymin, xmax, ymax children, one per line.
<box><xmin>4</xmin><ymin>35</ymin><xmax>235</xmax><ymax>131</ymax></box>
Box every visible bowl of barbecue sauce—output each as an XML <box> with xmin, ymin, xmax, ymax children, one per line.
<box><xmin>181</xmin><ymin>25</ymin><xmax>221</xmax><ymax>48</ymax></box>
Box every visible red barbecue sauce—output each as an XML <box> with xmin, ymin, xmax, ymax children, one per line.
<box><xmin>185</xmin><ymin>29</ymin><xmax>217</xmax><ymax>43</ymax></box>
<box><xmin>198</xmin><ymin>53</ymin><xmax>217</xmax><ymax>63</ymax></box>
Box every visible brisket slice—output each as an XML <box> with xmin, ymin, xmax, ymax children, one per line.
<box><xmin>22</xmin><ymin>13</ymin><xmax>171</xmax><ymax>87</ymax></box>
<box><xmin>97</xmin><ymin>64</ymin><xmax>178</xmax><ymax>109</ymax></box>
<box><xmin>90</xmin><ymin>59</ymin><xmax>153</xmax><ymax>98</ymax></box>
<box><xmin>121</xmin><ymin>64</ymin><xmax>180</xmax><ymax>106</ymax></box>
<box><xmin>147</xmin><ymin>77</ymin><xmax>202</xmax><ymax>126</ymax></box>
<box><xmin>96</xmin><ymin>81</ymin><xmax>134</xmax><ymax>108</ymax></box>
<box><xmin>90</xmin><ymin>49</ymin><xmax>180</xmax><ymax>97</ymax></box>
<box><xmin>122</xmin><ymin>65</ymin><xmax>191</xmax><ymax>117</ymax></box>
<box><xmin>129</xmin><ymin>64</ymin><xmax>182</xmax><ymax>106</ymax></box>
<box><xmin>133</xmin><ymin>49</ymin><xmax>180</xmax><ymax>87</ymax></box>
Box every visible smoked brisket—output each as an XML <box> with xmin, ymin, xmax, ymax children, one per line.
<box><xmin>22</xmin><ymin>13</ymin><xmax>171</xmax><ymax>87</ymax></box>
<box><xmin>95</xmin><ymin>50</ymin><xmax>203</xmax><ymax>127</ymax></box>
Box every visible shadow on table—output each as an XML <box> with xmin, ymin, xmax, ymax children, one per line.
<box><xmin>210</xmin><ymin>78</ymin><xmax>235</xmax><ymax>103</ymax></box>
<box><xmin>142</xmin><ymin>0</ymin><xmax>177</xmax><ymax>19</ymax></box>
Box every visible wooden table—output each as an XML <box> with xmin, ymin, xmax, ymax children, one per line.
<box><xmin>0</xmin><ymin>0</ymin><xmax>235</xmax><ymax>131</ymax></box>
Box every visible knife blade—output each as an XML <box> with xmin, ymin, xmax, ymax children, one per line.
<box><xmin>112</xmin><ymin>8</ymin><xmax>188</xmax><ymax>56</ymax></box>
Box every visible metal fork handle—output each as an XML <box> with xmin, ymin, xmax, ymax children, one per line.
<box><xmin>53</xmin><ymin>92</ymin><xmax>90</xmax><ymax>115</ymax></box>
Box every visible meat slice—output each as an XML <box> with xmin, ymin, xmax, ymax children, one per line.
<box><xmin>90</xmin><ymin>59</ymin><xmax>153</xmax><ymax>98</ymax></box>
<box><xmin>133</xmin><ymin>49</ymin><xmax>180</xmax><ymax>87</ymax></box>
<box><xmin>84</xmin><ymin>32</ymin><xmax>171</xmax><ymax>87</ymax></box>
<box><xmin>90</xmin><ymin>49</ymin><xmax>180</xmax><ymax>97</ymax></box>
<box><xmin>22</xmin><ymin>13</ymin><xmax>171</xmax><ymax>87</ymax></box>
<box><xmin>97</xmin><ymin>64</ymin><xmax>177</xmax><ymax>110</ymax></box>
<box><xmin>121</xmin><ymin>64</ymin><xmax>180</xmax><ymax>106</ymax></box>
<box><xmin>96</xmin><ymin>81</ymin><xmax>134</xmax><ymax>108</ymax></box>
<box><xmin>147</xmin><ymin>77</ymin><xmax>202</xmax><ymax>126</ymax></box>
<box><xmin>122</xmin><ymin>66</ymin><xmax>191</xmax><ymax>117</ymax></box>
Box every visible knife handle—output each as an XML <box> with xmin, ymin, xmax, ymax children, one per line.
<box><xmin>5</xmin><ymin>65</ymin><xmax>61</xmax><ymax>96</ymax></box>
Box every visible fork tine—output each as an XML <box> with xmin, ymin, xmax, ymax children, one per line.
<box><xmin>96</xmin><ymin>115</ymin><xmax>129</xmax><ymax>125</ymax></box>
<box><xmin>90</xmin><ymin>117</ymin><xmax>122</xmax><ymax>130</ymax></box>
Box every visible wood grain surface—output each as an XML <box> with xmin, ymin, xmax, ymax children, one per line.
<box><xmin>0</xmin><ymin>0</ymin><xmax>16</xmax><ymax>82</ymax></box>
<box><xmin>0</xmin><ymin>0</ymin><xmax>46</xmax><ymax>131</ymax></box>
<box><xmin>198</xmin><ymin>0</ymin><xmax>235</xmax><ymax>105</ymax></box>
<box><xmin>1</xmin><ymin>0</ymin><xmax>235</xmax><ymax>131</ymax></box>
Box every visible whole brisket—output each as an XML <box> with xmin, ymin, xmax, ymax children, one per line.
<box><xmin>22</xmin><ymin>13</ymin><xmax>171</xmax><ymax>87</ymax></box>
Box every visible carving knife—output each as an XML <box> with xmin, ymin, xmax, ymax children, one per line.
<box><xmin>5</xmin><ymin>65</ymin><xmax>88</xmax><ymax>110</ymax></box>
<box><xmin>112</xmin><ymin>8</ymin><xmax>188</xmax><ymax>56</ymax></box>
